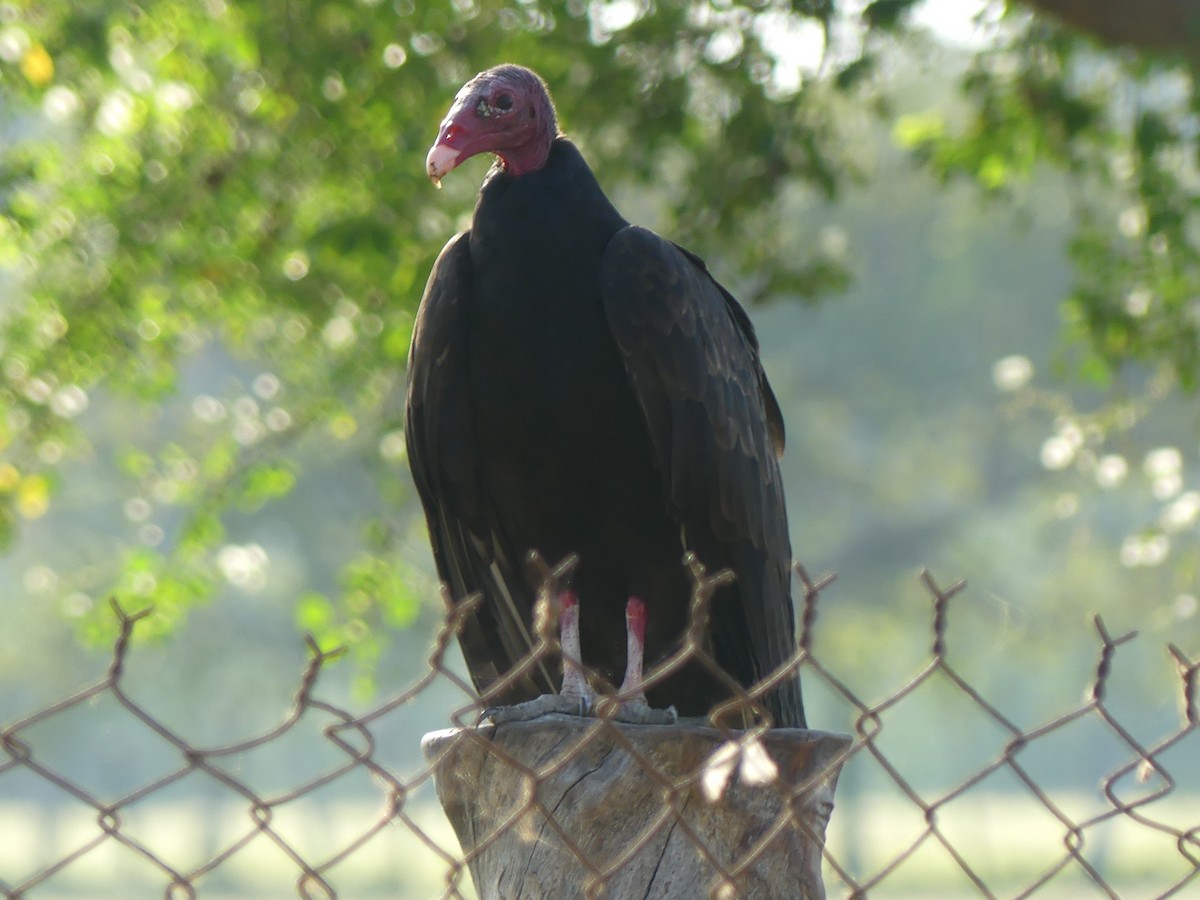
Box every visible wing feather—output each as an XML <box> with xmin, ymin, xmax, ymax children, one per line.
<box><xmin>405</xmin><ymin>233</ymin><xmax>555</xmax><ymax>701</ymax></box>
<box><xmin>600</xmin><ymin>226</ymin><xmax>805</xmax><ymax>726</ymax></box>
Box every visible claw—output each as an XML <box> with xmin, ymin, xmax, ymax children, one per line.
<box><xmin>482</xmin><ymin>693</ymin><xmax>593</xmax><ymax>725</ymax></box>
<box><xmin>614</xmin><ymin>703</ymin><xmax>678</xmax><ymax>725</ymax></box>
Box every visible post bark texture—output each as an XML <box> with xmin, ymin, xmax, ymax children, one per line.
<box><xmin>422</xmin><ymin>715</ymin><xmax>851</xmax><ymax>899</ymax></box>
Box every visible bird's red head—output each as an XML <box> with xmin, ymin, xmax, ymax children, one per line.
<box><xmin>426</xmin><ymin>64</ymin><xmax>559</xmax><ymax>186</ymax></box>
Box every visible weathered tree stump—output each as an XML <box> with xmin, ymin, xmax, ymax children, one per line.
<box><xmin>422</xmin><ymin>715</ymin><xmax>851</xmax><ymax>899</ymax></box>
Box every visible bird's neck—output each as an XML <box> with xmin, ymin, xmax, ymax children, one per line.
<box><xmin>473</xmin><ymin>139</ymin><xmax>627</xmax><ymax>275</ymax></box>
<box><xmin>480</xmin><ymin>139</ymin><xmax>623</xmax><ymax>223</ymax></box>
<box><xmin>497</xmin><ymin>122</ymin><xmax>559</xmax><ymax>177</ymax></box>
<box><xmin>498</xmin><ymin>144</ymin><xmax>548</xmax><ymax>178</ymax></box>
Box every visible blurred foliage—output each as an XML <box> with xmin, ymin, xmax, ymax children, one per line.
<box><xmin>1</xmin><ymin>0</ymin><xmax>1199</xmax><ymax>673</ymax></box>
<box><xmin>896</xmin><ymin>13</ymin><xmax>1200</xmax><ymax>389</ymax></box>
<box><xmin>0</xmin><ymin>0</ymin><xmax>858</xmax><ymax>667</ymax></box>
<box><xmin>886</xmin><ymin>4</ymin><xmax>1200</xmax><ymax>577</ymax></box>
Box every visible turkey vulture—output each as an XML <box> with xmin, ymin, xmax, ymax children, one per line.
<box><xmin>406</xmin><ymin>65</ymin><xmax>805</xmax><ymax>728</ymax></box>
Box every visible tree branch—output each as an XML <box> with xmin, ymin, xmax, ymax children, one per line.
<box><xmin>1017</xmin><ymin>0</ymin><xmax>1200</xmax><ymax>61</ymax></box>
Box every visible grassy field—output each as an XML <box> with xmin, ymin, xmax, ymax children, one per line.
<box><xmin>3</xmin><ymin>790</ymin><xmax>1195</xmax><ymax>897</ymax></box>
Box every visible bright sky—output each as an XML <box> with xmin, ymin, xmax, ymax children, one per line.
<box><xmin>751</xmin><ymin>0</ymin><xmax>997</xmax><ymax>94</ymax></box>
<box><xmin>911</xmin><ymin>0</ymin><xmax>996</xmax><ymax>48</ymax></box>
<box><xmin>594</xmin><ymin>0</ymin><xmax>997</xmax><ymax>64</ymax></box>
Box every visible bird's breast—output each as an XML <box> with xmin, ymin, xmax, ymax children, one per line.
<box><xmin>461</xmin><ymin>260</ymin><xmax>666</xmax><ymax>558</ymax></box>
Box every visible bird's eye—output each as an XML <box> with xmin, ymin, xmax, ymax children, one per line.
<box><xmin>496</xmin><ymin>93</ymin><xmax>513</xmax><ymax>111</ymax></box>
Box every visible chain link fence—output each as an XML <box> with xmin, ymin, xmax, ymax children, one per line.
<box><xmin>2</xmin><ymin>563</ymin><xmax>1198</xmax><ymax>898</ymax></box>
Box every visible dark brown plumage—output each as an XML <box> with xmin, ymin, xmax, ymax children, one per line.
<box><xmin>406</xmin><ymin>65</ymin><xmax>805</xmax><ymax>726</ymax></box>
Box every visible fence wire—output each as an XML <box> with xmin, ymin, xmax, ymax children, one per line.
<box><xmin>1</xmin><ymin>562</ymin><xmax>1198</xmax><ymax>899</ymax></box>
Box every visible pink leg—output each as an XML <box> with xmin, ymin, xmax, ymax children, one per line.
<box><xmin>618</xmin><ymin>597</ymin><xmax>648</xmax><ymax>707</ymax></box>
<box><xmin>559</xmin><ymin>592</ymin><xmax>593</xmax><ymax>706</ymax></box>
<box><xmin>479</xmin><ymin>591</ymin><xmax>598</xmax><ymax>726</ymax></box>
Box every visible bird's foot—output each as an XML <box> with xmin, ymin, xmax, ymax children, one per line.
<box><xmin>481</xmin><ymin>694</ymin><xmax>676</xmax><ymax>725</ymax></box>
<box><xmin>603</xmin><ymin>698</ymin><xmax>678</xmax><ymax>725</ymax></box>
<box><xmin>482</xmin><ymin>593</ymin><xmax>678</xmax><ymax>726</ymax></box>
<box><xmin>558</xmin><ymin>591</ymin><xmax>596</xmax><ymax>706</ymax></box>
<box><xmin>480</xmin><ymin>692</ymin><xmax>591</xmax><ymax>725</ymax></box>
<box><xmin>605</xmin><ymin>596</ymin><xmax>676</xmax><ymax>724</ymax></box>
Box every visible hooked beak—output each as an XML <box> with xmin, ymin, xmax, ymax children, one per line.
<box><xmin>426</xmin><ymin>101</ymin><xmax>472</xmax><ymax>188</ymax></box>
<box><xmin>426</xmin><ymin>142</ymin><xmax>461</xmax><ymax>189</ymax></box>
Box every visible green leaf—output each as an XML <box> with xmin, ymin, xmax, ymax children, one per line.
<box><xmin>863</xmin><ymin>0</ymin><xmax>920</xmax><ymax>30</ymax></box>
<box><xmin>236</xmin><ymin>461</ymin><xmax>298</xmax><ymax>510</ymax></box>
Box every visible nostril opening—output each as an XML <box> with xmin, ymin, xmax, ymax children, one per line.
<box><xmin>443</xmin><ymin>123</ymin><xmax>465</xmax><ymax>145</ymax></box>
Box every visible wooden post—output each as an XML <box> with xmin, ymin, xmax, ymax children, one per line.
<box><xmin>422</xmin><ymin>714</ymin><xmax>851</xmax><ymax>899</ymax></box>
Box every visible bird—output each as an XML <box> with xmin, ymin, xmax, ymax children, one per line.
<box><xmin>405</xmin><ymin>64</ymin><xmax>806</xmax><ymax>728</ymax></box>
